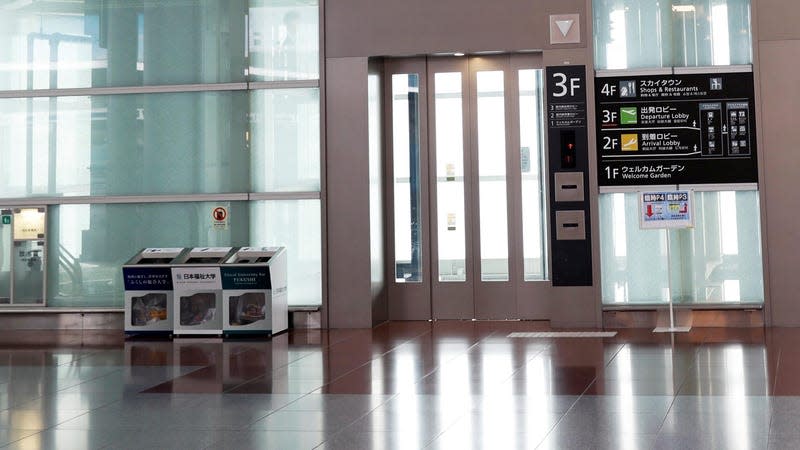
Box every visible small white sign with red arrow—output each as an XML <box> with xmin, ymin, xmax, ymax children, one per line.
<box><xmin>639</xmin><ymin>190</ymin><xmax>694</xmax><ymax>229</ymax></box>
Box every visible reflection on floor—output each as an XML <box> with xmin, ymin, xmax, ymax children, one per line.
<box><xmin>0</xmin><ymin>322</ymin><xmax>797</xmax><ymax>448</ymax></box>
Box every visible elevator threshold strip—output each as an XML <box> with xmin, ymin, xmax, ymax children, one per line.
<box><xmin>507</xmin><ymin>331</ymin><xmax>618</xmax><ymax>338</ymax></box>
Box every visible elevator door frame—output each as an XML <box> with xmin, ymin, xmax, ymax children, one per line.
<box><xmin>385</xmin><ymin>54</ymin><xmax>551</xmax><ymax>321</ymax></box>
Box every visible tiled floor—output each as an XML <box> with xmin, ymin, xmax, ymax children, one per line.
<box><xmin>0</xmin><ymin>322</ymin><xmax>797</xmax><ymax>448</ymax></box>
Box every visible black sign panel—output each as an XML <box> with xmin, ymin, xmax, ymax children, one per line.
<box><xmin>595</xmin><ymin>72</ymin><xmax>758</xmax><ymax>186</ymax></box>
<box><xmin>548</xmin><ymin>65</ymin><xmax>587</xmax><ymax>129</ymax></box>
<box><xmin>546</xmin><ymin>65</ymin><xmax>592</xmax><ymax>287</ymax></box>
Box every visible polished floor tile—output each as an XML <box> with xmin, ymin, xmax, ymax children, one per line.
<box><xmin>0</xmin><ymin>325</ymin><xmax>798</xmax><ymax>448</ymax></box>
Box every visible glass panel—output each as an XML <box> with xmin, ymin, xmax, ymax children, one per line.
<box><xmin>392</xmin><ymin>74</ymin><xmax>422</xmax><ymax>283</ymax></box>
<box><xmin>0</xmin><ymin>0</ymin><xmax>249</xmax><ymax>90</ymax></box>
<box><xmin>519</xmin><ymin>69</ymin><xmax>547</xmax><ymax>281</ymax></box>
<box><xmin>434</xmin><ymin>72</ymin><xmax>466</xmax><ymax>282</ymax></box>
<box><xmin>368</xmin><ymin>74</ymin><xmax>385</xmax><ymax>289</ymax></box>
<box><xmin>13</xmin><ymin>240</ymin><xmax>45</xmax><ymax>304</ymax></box>
<box><xmin>0</xmin><ymin>92</ymin><xmax>249</xmax><ymax>197</ymax></box>
<box><xmin>0</xmin><ymin>211</ymin><xmax>10</xmax><ymax>304</ymax></box>
<box><xmin>670</xmin><ymin>190</ymin><xmax>764</xmax><ymax>303</ymax></box>
<box><xmin>600</xmin><ymin>193</ymin><xmax>670</xmax><ymax>304</ymax></box>
<box><xmin>250</xmin><ymin>88</ymin><xmax>320</xmax><ymax>192</ymax></box>
<box><xmin>593</xmin><ymin>0</ymin><xmax>752</xmax><ymax>70</ymax></box>
<box><xmin>248</xmin><ymin>0</ymin><xmax>320</xmax><ymax>81</ymax></box>
<box><xmin>476</xmin><ymin>71</ymin><xmax>509</xmax><ymax>282</ymax></box>
<box><xmin>47</xmin><ymin>202</ymin><xmax>250</xmax><ymax>307</ymax></box>
<box><xmin>600</xmin><ymin>190</ymin><xmax>764</xmax><ymax>304</ymax></box>
<box><xmin>250</xmin><ymin>200</ymin><xmax>322</xmax><ymax>307</ymax></box>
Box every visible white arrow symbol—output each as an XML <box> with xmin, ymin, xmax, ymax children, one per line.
<box><xmin>692</xmin><ymin>120</ymin><xmax>696</xmax><ymax>127</ymax></box>
<box><xmin>555</xmin><ymin>20</ymin><xmax>574</xmax><ymax>37</ymax></box>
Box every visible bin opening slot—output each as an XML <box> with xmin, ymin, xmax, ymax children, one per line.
<box><xmin>137</xmin><ymin>258</ymin><xmax>173</xmax><ymax>265</ymax></box>
<box><xmin>185</xmin><ymin>257</ymin><xmax>222</xmax><ymax>264</ymax></box>
<box><xmin>256</xmin><ymin>257</ymin><xmax>271</xmax><ymax>263</ymax></box>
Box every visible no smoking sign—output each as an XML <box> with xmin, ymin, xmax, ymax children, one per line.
<box><xmin>212</xmin><ymin>206</ymin><xmax>229</xmax><ymax>230</ymax></box>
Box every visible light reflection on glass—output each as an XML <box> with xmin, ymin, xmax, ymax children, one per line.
<box><xmin>711</xmin><ymin>4</ymin><xmax>731</xmax><ymax>65</ymax></box>
<box><xmin>606</xmin><ymin>9</ymin><xmax>628</xmax><ymax>69</ymax></box>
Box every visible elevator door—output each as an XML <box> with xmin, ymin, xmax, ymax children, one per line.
<box><xmin>387</xmin><ymin>55</ymin><xmax>548</xmax><ymax>320</ymax></box>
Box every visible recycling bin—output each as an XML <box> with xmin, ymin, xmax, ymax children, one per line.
<box><xmin>171</xmin><ymin>247</ymin><xmax>234</xmax><ymax>336</ymax></box>
<box><xmin>122</xmin><ymin>248</ymin><xmax>186</xmax><ymax>336</ymax></box>
<box><xmin>222</xmin><ymin>246</ymin><xmax>287</xmax><ymax>336</ymax></box>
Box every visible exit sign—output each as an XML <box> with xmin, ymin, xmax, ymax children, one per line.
<box><xmin>1</xmin><ymin>216</ymin><xmax>10</xmax><ymax>225</ymax></box>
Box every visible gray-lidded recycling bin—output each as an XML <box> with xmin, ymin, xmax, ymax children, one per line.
<box><xmin>222</xmin><ymin>247</ymin><xmax>287</xmax><ymax>336</ymax></box>
<box><xmin>171</xmin><ymin>247</ymin><xmax>234</xmax><ymax>336</ymax></box>
<box><xmin>123</xmin><ymin>248</ymin><xmax>186</xmax><ymax>336</ymax></box>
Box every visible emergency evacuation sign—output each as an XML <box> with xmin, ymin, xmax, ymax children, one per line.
<box><xmin>639</xmin><ymin>191</ymin><xmax>693</xmax><ymax>229</ymax></box>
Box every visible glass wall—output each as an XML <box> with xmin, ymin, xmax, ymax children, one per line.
<box><xmin>594</xmin><ymin>0</ymin><xmax>752</xmax><ymax>70</ymax></box>
<box><xmin>249</xmin><ymin>0</ymin><xmax>320</xmax><ymax>81</ymax></box>
<box><xmin>48</xmin><ymin>202</ymin><xmax>250</xmax><ymax>307</ymax></box>
<box><xmin>250</xmin><ymin>88</ymin><xmax>320</xmax><ymax>192</ymax></box>
<box><xmin>0</xmin><ymin>0</ymin><xmax>322</xmax><ymax>308</ymax></box>
<box><xmin>594</xmin><ymin>1</ymin><xmax>762</xmax><ymax>307</ymax></box>
<box><xmin>250</xmin><ymin>200</ymin><xmax>321</xmax><ymax>307</ymax></box>
<box><xmin>0</xmin><ymin>92</ymin><xmax>250</xmax><ymax>197</ymax></box>
<box><xmin>0</xmin><ymin>0</ymin><xmax>248</xmax><ymax>89</ymax></box>
<box><xmin>599</xmin><ymin>190</ymin><xmax>763</xmax><ymax>304</ymax></box>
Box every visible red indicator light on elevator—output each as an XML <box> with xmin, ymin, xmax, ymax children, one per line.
<box><xmin>561</xmin><ymin>130</ymin><xmax>576</xmax><ymax>169</ymax></box>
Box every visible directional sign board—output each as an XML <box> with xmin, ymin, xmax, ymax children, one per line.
<box><xmin>639</xmin><ymin>191</ymin><xmax>693</xmax><ymax>229</ymax></box>
<box><xmin>596</xmin><ymin>72</ymin><xmax>758</xmax><ymax>186</ymax></box>
<box><xmin>546</xmin><ymin>65</ymin><xmax>592</xmax><ymax>286</ymax></box>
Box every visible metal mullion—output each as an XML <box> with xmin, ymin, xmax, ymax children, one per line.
<box><xmin>426</xmin><ymin>60</ymin><xmax>441</xmax><ymax>288</ymax></box>
<box><xmin>505</xmin><ymin>58</ymin><xmax>523</xmax><ymax>287</ymax></box>
<box><xmin>248</xmin><ymin>80</ymin><xmax>320</xmax><ymax>90</ymax></box>
<box><xmin>463</xmin><ymin>58</ymin><xmax>475</xmax><ymax>318</ymax></box>
<box><xmin>467</xmin><ymin>59</ymin><xmax>482</xmax><ymax>293</ymax></box>
<box><xmin>0</xmin><ymin>193</ymin><xmax>250</xmax><ymax>206</ymax></box>
<box><xmin>0</xmin><ymin>82</ymin><xmax>250</xmax><ymax>99</ymax></box>
<box><xmin>249</xmin><ymin>192</ymin><xmax>321</xmax><ymax>200</ymax></box>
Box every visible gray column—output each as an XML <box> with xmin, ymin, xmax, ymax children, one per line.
<box><xmin>326</xmin><ymin>57</ymin><xmax>373</xmax><ymax>328</ymax></box>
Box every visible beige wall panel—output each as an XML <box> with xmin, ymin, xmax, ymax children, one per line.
<box><xmin>757</xmin><ymin>0</ymin><xmax>800</xmax><ymax>41</ymax></box>
<box><xmin>326</xmin><ymin>0</ymin><xmax>586</xmax><ymax>58</ymax></box>
<box><xmin>758</xmin><ymin>40</ymin><xmax>800</xmax><ymax>326</ymax></box>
